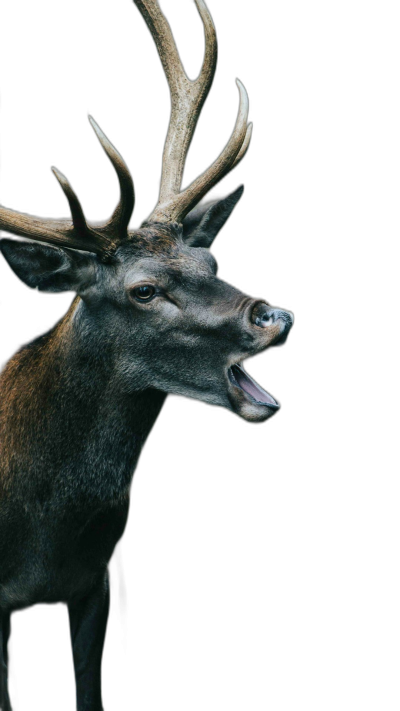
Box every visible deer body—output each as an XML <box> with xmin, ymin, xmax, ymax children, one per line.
<box><xmin>0</xmin><ymin>1</ymin><xmax>293</xmax><ymax>708</ymax></box>
<box><xmin>0</xmin><ymin>299</ymin><xmax>165</xmax><ymax>611</ymax></box>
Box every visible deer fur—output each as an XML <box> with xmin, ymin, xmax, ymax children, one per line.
<box><xmin>0</xmin><ymin>2</ymin><xmax>293</xmax><ymax>709</ymax></box>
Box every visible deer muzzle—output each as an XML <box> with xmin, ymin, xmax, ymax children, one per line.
<box><xmin>250</xmin><ymin>301</ymin><xmax>294</xmax><ymax>345</ymax></box>
<box><xmin>225</xmin><ymin>300</ymin><xmax>294</xmax><ymax>422</ymax></box>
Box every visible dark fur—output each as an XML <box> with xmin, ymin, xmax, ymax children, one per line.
<box><xmin>0</xmin><ymin>194</ymin><xmax>292</xmax><ymax>709</ymax></box>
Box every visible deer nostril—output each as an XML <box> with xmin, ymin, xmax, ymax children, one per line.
<box><xmin>255</xmin><ymin>314</ymin><xmax>273</xmax><ymax>327</ymax></box>
<box><xmin>250</xmin><ymin>302</ymin><xmax>294</xmax><ymax>335</ymax></box>
<box><xmin>250</xmin><ymin>302</ymin><xmax>271</xmax><ymax>327</ymax></box>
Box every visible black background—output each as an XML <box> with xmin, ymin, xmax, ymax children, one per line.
<box><xmin>0</xmin><ymin>0</ymin><xmax>335</xmax><ymax>711</ymax></box>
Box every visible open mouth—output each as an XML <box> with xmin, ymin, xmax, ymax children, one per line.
<box><xmin>228</xmin><ymin>363</ymin><xmax>279</xmax><ymax>409</ymax></box>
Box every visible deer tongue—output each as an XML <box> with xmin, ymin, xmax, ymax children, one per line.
<box><xmin>230</xmin><ymin>364</ymin><xmax>278</xmax><ymax>407</ymax></box>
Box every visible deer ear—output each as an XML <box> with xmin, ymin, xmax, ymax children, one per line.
<box><xmin>0</xmin><ymin>239</ymin><xmax>98</xmax><ymax>294</ymax></box>
<box><xmin>182</xmin><ymin>185</ymin><xmax>244</xmax><ymax>248</ymax></box>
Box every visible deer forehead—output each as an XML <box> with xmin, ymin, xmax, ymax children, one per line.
<box><xmin>117</xmin><ymin>240</ymin><xmax>217</xmax><ymax>288</ymax></box>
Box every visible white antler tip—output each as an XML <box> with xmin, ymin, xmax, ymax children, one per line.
<box><xmin>235</xmin><ymin>78</ymin><xmax>248</xmax><ymax>99</ymax></box>
<box><xmin>51</xmin><ymin>166</ymin><xmax>66</xmax><ymax>184</ymax></box>
<box><xmin>88</xmin><ymin>115</ymin><xmax>104</xmax><ymax>140</ymax></box>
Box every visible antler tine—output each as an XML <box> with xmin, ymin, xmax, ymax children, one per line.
<box><xmin>51</xmin><ymin>167</ymin><xmax>89</xmax><ymax>236</ymax></box>
<box><xmin>133</xmin><ymin>0</ymin><xmax>217</xmax><ymax>206</ymax></box>
<box><xmin>232</xmin><ymin>122</ymin><xmax>253</xmax><ymax>170</ymax></box>
<box><xmin>89</xmin><ymin>116</ymin><xmax>135</xmax><ymax>233</ymax></box>
<box><xmin>0</xmin><ymin>118</ymin><xmax>136</xmax><ymax>260</ymax></box>
<box><xmin>0</xmin><ymin>161</ymin><xmax>127</xmax><ymax>260</ymax></box>
<box><xmin>134</xmin><ymin>0</ymin><xmax>251</xmax><ymax>226</ymax></box>
<box><xmin>152</xmin><ymin>78</ymin><xmax>251</xmax><ymax>223</ymax></box>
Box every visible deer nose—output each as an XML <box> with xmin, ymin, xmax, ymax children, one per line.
<box><xmin>250</xmin><ymin>302</ymin><xmax>294</xmax><ymax>344</ymax></box>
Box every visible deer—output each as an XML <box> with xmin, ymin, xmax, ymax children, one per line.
<box><xmin>0</xmin><ymin>1</ymin><xmax>293</xmax><ymax>709</ymax></box>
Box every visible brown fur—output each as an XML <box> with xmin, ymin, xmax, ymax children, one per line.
<box><xmin>0</xmin><ymin>298</ymin><xmax>79</xmax><ymax>497</ymax></box>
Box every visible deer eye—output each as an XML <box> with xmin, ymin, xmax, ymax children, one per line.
<box><xmin>131</xmin><ymin>285</ymin><xmax>156</xmax><ymax>302</ymax></box>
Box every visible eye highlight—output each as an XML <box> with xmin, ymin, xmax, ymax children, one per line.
<box><xmin>131</xmin><ymin>284</ymin><xmax>156</xmax><ymax>302</ymax></box>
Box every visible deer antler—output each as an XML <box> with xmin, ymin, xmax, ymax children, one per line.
<box><xmin>134</xmin><ymin>0</ymin><xmax>252</xmax><ymax>224</ymax></box>
<box><xmin>0</xmin><ymin>118</ymin><xmax>135</xmax><ymax>260</ymax></box>
<box><xmin>0</xmin><ymin>0</ymin><xmax>250</xmax><ymax>254</ymax></box>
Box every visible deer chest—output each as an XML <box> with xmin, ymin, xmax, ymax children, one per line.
<box><xmin>0</xmin><ymin>494</ymin><xmax>130</xmax><ymax>609</ymax></box>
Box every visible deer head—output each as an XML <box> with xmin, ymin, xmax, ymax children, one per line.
<box><xmin>0</xmin><ymin>0</ymin><xmax>293</xmax><ymax>423</ymax></box>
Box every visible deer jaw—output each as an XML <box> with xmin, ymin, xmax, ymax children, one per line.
<box><xmin>42</xmin><ymin>226</ymin><xmax>292</xmax><ymax>424</ymax></box>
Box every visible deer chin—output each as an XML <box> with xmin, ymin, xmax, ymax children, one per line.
<box><xmin>227</xmin><ymin>363</ymin><xmax>280</xmax><ymax>422</ymax></box>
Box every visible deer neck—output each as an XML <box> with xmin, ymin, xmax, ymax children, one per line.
<box><xmin>0</xmin><ymin>298</ymin><xmax>166</xmax><ymax>502</ymax></box>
